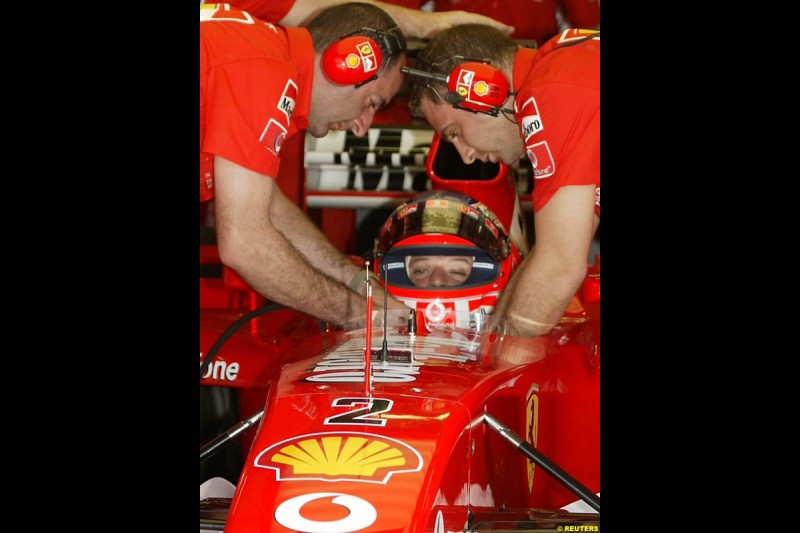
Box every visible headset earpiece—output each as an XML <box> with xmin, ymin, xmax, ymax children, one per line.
<box><xmin>321</xmin><ymin>26</ymin><xmax>406</xmax><ymax>88</ymax></box>
<box><xmin>446</xmin><ymin>62</ymin><xmax>510</xmax><ymax>113</ymax></box>
<box><xmin>322</xmin><ymin>35</ymin><xmax>383</xmax><ymax>87</ymax></box>
<box><xmin>403</xmin><ymin>59</ymin><xmax>512</xmax><ymax>116</ymax></box>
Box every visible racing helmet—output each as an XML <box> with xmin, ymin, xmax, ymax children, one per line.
<box><xmin>373</xmin><ymin>190</ymin><xmax>522</xmax><ymax>330</ymax></box>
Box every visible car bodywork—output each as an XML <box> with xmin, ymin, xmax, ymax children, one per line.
<box><xmin>200</xmin><ymin>129</ymin><xmax>600</xmax><ymax>532</ymax></box>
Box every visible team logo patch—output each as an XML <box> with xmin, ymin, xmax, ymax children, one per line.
<box><xmin>557</xmin><ymin>28</ymin><xmax>600</xmax><ymax>44</ymax></box>
<box><xmin>474</xmin><ymin>80</ymin><xmax>489</xmax><ymax>96</ymax></box>
<box><xmin>356</xmin><ymin>41</ymin><xmax>378</xmax><ymax>73</ymax></box>
<box><xmin>455</xmin><ymin>69</ymin><xmax>474</xmax><ymax>98</ymax></box>
<box><xmin>484</xmin><ymin>218</ymin><xmax>499</xmax><ymax>238</ymax></box>
<box><xmin>278</xmin><ymin>79</ymin><xmax>297</xmax><ymax>123</ymax></box>
<box><xmin>457</xmin><ymin>205</ymin><xmax>480</xmax><ymax>220</ymax></box>
<box><xmin>526</xmin><ymin>141</ymin><xmax>555</xmax><ymax>179</ymax></box>
<box><xmin>200</xmin><ymin>152</ymin><xmax>214</xmax><ymax>191</ymax></box>
<box><xmin>260</xmin><ymin>118</ymin><xmax>288</xmax><ymax>156</ymax></box>
<box><xmin>526</xmin><ymin>390</ymin><xmax>539</xmax><ymax>493</ymax></box>
<box><xmin>200</xmin><ymin>4</ymin><xmax>255</xmax><ymax>23</ymax></box>
<box><xmin>397</xmin><ymin>204</ymin><xmax>417</xmax><ymax>219</ymax></box>
<box><xmin>519</xmin><ymin>97</ymin><xmax>543</xmax><ymax>140</ymax></box>
<box><xmin>425</xmin><ymin>300</ymin><xmax>447</xmax><ymax>323</ymax></box>
<box><xmin>345</xmin><ymin>53</ymin><xmax>360</xmax><ymax>68</ymax></box>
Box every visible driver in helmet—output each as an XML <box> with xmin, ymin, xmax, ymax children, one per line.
<box><xmin>406</xmin><ymin>255</ymin><xmax>474</xmax><ymax>287</ymax></box>
<box><xmin>373</xmin><ymin>189</ymin><xmax>522</xmax><ymax>330</ymax></box>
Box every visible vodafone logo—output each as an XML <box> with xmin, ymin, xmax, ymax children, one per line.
<box><xmin>425</xmin><ymin>301</ymin><xmax>446</xmax><ymax>323</ymax></box>
<box><xmin>526</xmin><ymin>140</ymin><xmax>555</xmax><ymax>179</ymax></box>
<box><xmin>260</xmin><ymin>119</ymin><xmax>288</xmax><ymax>156</ymax></box>
<box><xmin>274</xmin><ymin>492</ymin><xmax>376</xmax><ymax>532</ymax></box>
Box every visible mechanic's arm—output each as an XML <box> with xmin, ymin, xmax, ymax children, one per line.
<box><xmin>493</xmin><ymin>184</ymin><xmax>598</xmax><ymax>337</ymax></box>
<box><xmin>213</xmin><ymin>156</ymin><xmax>369</xmax><ymax>325</ymax></box>
<box><xmin>268</xmin><ymin>182</ymin><xmax>410</xmax><ymax>310</ymax></box>
<box><xmin>266</xmin><ymin>179</ymin><xmax>363</xmax><ymax>287</ymax></box>
<box><xmin>280</xmin><ymin>0</ymin><xmax>514</xmax><ymax>38</ymax></box>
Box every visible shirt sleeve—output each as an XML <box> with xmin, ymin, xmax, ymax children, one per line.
<box><xmin>519</xmin><ymin>81</ymin><xmax>599</xmax><ymax>213</ymax></box>
<box><xmin>203</xmin><ymin>58</ymin><xmax>296</xmax><ymax>179</ymax></box>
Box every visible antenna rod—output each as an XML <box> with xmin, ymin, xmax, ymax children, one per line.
<box><xmin>381</xmin><ymin>263</ymin><xmax>389</xmax><ymax>364</ymax></box>
<box><xmin>364</xmin><ymin>261</ymin><xmax>373</xmax><ymax>395</ymax></box>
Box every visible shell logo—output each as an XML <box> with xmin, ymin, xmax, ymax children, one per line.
<box><xmin>345</xmin><ymin>53</ymin><xmax>361</xmax><ymax>69</ymax></box>
<box><xmin>474</xmin><ymin>80</ymin><xmax>489</xmax><ymax>96</ymax></box>
<box><xmin>254</xmin><ymin>432</ymin><xmax>423</xmax><ymax>483</ymax></box>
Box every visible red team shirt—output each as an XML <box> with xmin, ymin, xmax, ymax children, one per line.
<box><xmin>513</xmin><ymin>29</ymin><xmax>600</xmax><ymax>216</ymax></box>
<box><xmin>225</xmin><ymin>0</ymin><xmax>295</xmax><ymax>24</ymax></box>
<box><xmin>224</xmin><ymin>0</ymin><xmax>599</xmax><ymax>45</ymax></box>
<box><xmin>200</xmin><ymin>5</ymin><xmax>313</xmax><ymax>202</ymax></box>
<box><xmin>390</xmin><ymin>0</ymin><xmax>599</xmax><ymax>46</ymax></box>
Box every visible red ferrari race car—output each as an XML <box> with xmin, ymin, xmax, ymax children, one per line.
<box><xmin>199</xmin><ymin>129</ymin><xmax>600</xmax><ymax>532</ymax></box>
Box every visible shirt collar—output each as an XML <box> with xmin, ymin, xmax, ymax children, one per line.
<box><xmin>285</xmin><ymin>26</ymin><xmax>313</xmax><ymax>130</ymax></box>
<box><xmin>512</xmin><ymin>47</ymin><xmax>539</xmax><ymax>94</ymax></box>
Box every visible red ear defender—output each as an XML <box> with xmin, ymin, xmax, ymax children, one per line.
<box><xmin>322</xmin><ymin>35</ymin><xmax>384</xmax><ymax>86</ymax></box>
<box><xmin>446</xmin><ymin>62</ymin><xmax>510</xmax><ymax>113</ymax></box>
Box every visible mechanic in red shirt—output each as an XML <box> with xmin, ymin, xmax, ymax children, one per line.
<box><xmin>331</xmin><ymin>0</ymin><xmax>599</xmax><ymax>47</ymax></box>
<box><xmin>404</xmin><ymin>25</ymin><xmax>599</xmax><ymax>336</ymax></box>
<box><xmin>228</xmin><ymin>0</ymin><xmax>514</xmax><ymax>38</ymax></box>
<box><xmin>200</xmin><ymin>2</ymin><xmax>412</xmax><ymax>326</ymax></box>
<box><xmin>431</xmin><ymin>0</ymin><xmax>598</xmax><ymax>46</ymax></box>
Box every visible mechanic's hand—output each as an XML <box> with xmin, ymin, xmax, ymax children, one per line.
<box><xmin>369</xmin><ymin>282</ymin><xmax>409</xmax><ymax>311</ymax></box>
<box><xmin>350</xmin><ymin>272</ymin><xmax>407</xmax><ymax>310</ymax></box>
<box><xmin>392</xmin><ymin>9</ymin><xmax>514</xmax><ymax>39</ymax></box>
<box><xmin>371</xmin><ymin>307</ymin><xmax>413</xmax><ymax>331</ymax></box>
<box><xmin>480</xmin><ymin>328</ymin><xmax>548</xmax><ymax>367</ymax></box>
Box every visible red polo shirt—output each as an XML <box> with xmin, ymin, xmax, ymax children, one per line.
<box><xmin>434</xmin><ymin>0</ymin><xmax>558</xmax><ymax>45</ymax></box>
<box><xmin>512</xmin><ymin>29</ymin><xmax>600</xmax><ymax>216</ymax></box>
<box><xmin>199</xmin><ymin>5</ymin><xmax>313</xmax><ymax>202</ymax></box>
<box><xmin>225</xmin><ymin>0</ymin><xmax>295</xmax><ymax>24</ymax></box>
